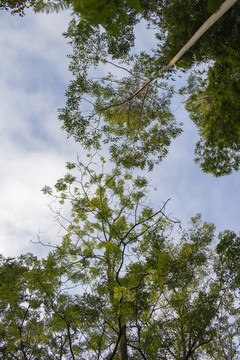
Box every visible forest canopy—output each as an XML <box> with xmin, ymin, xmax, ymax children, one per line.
<box><xmin>1</xmin><ymin>157</ymin><xmax>240</xmax><ymax>359</ymax></box>
<box><xmin>57</xmin><ymin>0</ymin><xmax>240</xmax><ymax>176</ymax></box>
<box><xmin>1</xmin><ymin>1</ymin><xmax>240</xmax><ymax>359</ymax></box>
<box><xmin>1</xmin><ymin>0</ymin><xmax>239</xmax><ymax>175</ymax></box>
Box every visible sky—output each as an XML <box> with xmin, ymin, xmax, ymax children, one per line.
<box><xmin>0</xmin><ymin>8</ymin><xmax>239</xmax><ymax>258</ymax></box>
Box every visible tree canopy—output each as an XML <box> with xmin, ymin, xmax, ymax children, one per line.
<box><xmin>2</xmin><ymin>0</ymin><xmax>239</xmax><ymax>175</ymax></box>
<box><xmin>1</xmin><ymin>1</ymin><xmax>240</xmax><ymax>358</ymax></box>
<box><xmin>1</xmin><ymin>158</ymin><xmax>240</xmax><ymax>359</ymax></box>
<box><xmin>55</xmin><ymin>0</ymin><xmax>240</xmax><ymax>175</ymax></box>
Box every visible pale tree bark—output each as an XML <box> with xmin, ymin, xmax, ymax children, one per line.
<box><xmin>130</xmin><ymin>0</ymin><xmax>239</xmax><ymax>98</ymax></box>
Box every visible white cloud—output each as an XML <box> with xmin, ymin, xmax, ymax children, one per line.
<box><xmin>0</xmin><ymin>10</ymin><xmax>81</xmax><ymax>257</ymax></box>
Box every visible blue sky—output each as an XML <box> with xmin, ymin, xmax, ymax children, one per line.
<box><xmin>0</xmin><ymin>8</ymin><xmax>239</xmax><ymax>257</ymax></box>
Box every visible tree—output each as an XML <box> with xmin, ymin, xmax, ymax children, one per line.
<box><xmin>39</xmin><ymin>158</ymin><xmax>238</xmax><ymax>360</ymax></box>
<box><xmin>3</xmin><ymin>0</ymin><xmax>239</xmax><ymax>174</ymax></box>
<box><xmin>54</xmin><ymin>0</ymin><xmax>240</xmax><ymax>175</ymax></box>
<box><xmin>44</xmin><ymin>0</ymin><xmax>235</xmax><ymax>60</ymax></box>
<box><xmin>59</xmin><ymin>34</ymin><xmax>182</xmax><ymax>170</ymax></box>
<box><xmin>1</xmin><ymin>1</ymin><xmax>240</xmax><ymax>357</ymax></box>
<box><xmin>1</xmin><ymin>157</ymin><xmax>240</xmax><ymax>358</ymax></box>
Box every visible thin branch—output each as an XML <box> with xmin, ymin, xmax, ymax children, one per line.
<box><xmin>66</xmin><ymin>322</ymin><xmax>75</xmax><ymax>360</ymax></box>
<box><xmin>119</xmin><ymin>198</ymin><xmax>171</xmax><ymax>246</ymax></box>
<box><xmin>127</xmin><ymin>343</ymin><xmax>148</xmax><ymax>360</ymax></box>
<box><xmin>102</xmin><ymin>59</ymin><xmax>145</xmax><ymax>81</ymax></box>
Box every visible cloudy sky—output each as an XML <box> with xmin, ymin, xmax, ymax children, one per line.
<box><xmin>0</xmin><ymin>8</ymin><xmax>239</xmax><ymax>258</ymax></box>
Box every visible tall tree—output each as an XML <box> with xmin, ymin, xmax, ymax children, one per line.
<box><xmin>2</xmin><ymin>0</ymin><xmax>239</xmax><ymax>174</ymax></box>
<box><xmin>40</xmin><ymin>158</ymin><xmax>240</xmax><ymax>358</ymax></box>
<box><xmin>55</xmin><ymin>0</ymin><xmax>240</xmax><ymax>175</ymax></box>
<box><xmin>1</xmin><ymin>157</ymin><xmax>240</xmax><ymax>358</ymax></box>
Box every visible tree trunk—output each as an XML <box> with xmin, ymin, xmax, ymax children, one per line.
<box><xmin>130</xmin><ymin>0</ymin><xmax>238</xmax><ymax>99</ymax></box>
<box><xmin>119</xmin><ymin>325</ymin><xmax>128</xmax><ymax>360</ymax></box>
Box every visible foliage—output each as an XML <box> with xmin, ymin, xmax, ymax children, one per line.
<box><xmin>53</xmin><ymin>0</ymin><xmax>240</xmax><ymax>175</ymax></box>
<box><xmin>59</xmin><ymin>29</ymin><xmax>182</xmax><ymax>171</ymax></box>
<box><xmin>57</xmin><ymin>0</ymin><xmax>184</xmax><ymax>171</ymax></box>
<box><xmin>2</xmin><ymin>1</ymin><xmax>240</xmax><ymax>358</ymax></box>
<box><xmin>0</xmin><ymin>252</ymin><xmax>82</xmax><ymax>358</ymax></box>
<box><xmin>185</xmin><ymin>59</ymin><xmax>240</xmax><ymax>176</ymax></box>
<box><xmin>2</xmin><ymin>158</ymin><xmax>239</xmax><ymax>359</ymax></box>
<box><xmin>207</xmin><ymin>0</ymin><xmax>224</xmax><ymax>13</ymax></box>
<box><xmin>0</xmin><ymin>254</ymin><xmax>50</xmax><ymax>358</ymax></box>
<box><xmin>44</xmin><ymin>0</ymin><xmax>235</xmax><ymax>60</ymax></box>
<box><xmin>0</xmin><ymin>0</ymin><xmax>45</xmax><ymax>15</ymax></box>
<box><xmin>2</xmin><ymin>0</ymin><xmax>240</xmax><ymax>174</ymax></box>
<box><xmin>152</xmin><ymin>0</ymin><xmax>240</xmax><ymax>68</ymax></box>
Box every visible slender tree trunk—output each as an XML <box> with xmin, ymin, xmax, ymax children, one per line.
<box><xmin>119</xmin><ymin>325</ymin><xmax>128</xmax><ymax>360</ymax></box>
<box><xmin>98</xmin><ymin>0</ymin><xmax>238</xmax><ymax>114</ymax></box>
<box><xmin>130</xmin><ymin>0</ymin><xmax>238</xmax><ymax>98</ymax></box>
<box><xmin>161</xmin><ymin>0</ymin><xmax>238</xmax><ymax>71</ymax></box>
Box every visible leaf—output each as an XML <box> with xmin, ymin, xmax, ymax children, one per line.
<box><xmin>207</xmin><ymin>0</ymin><xmax>224</xmax><ymax>13</ymax></box>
